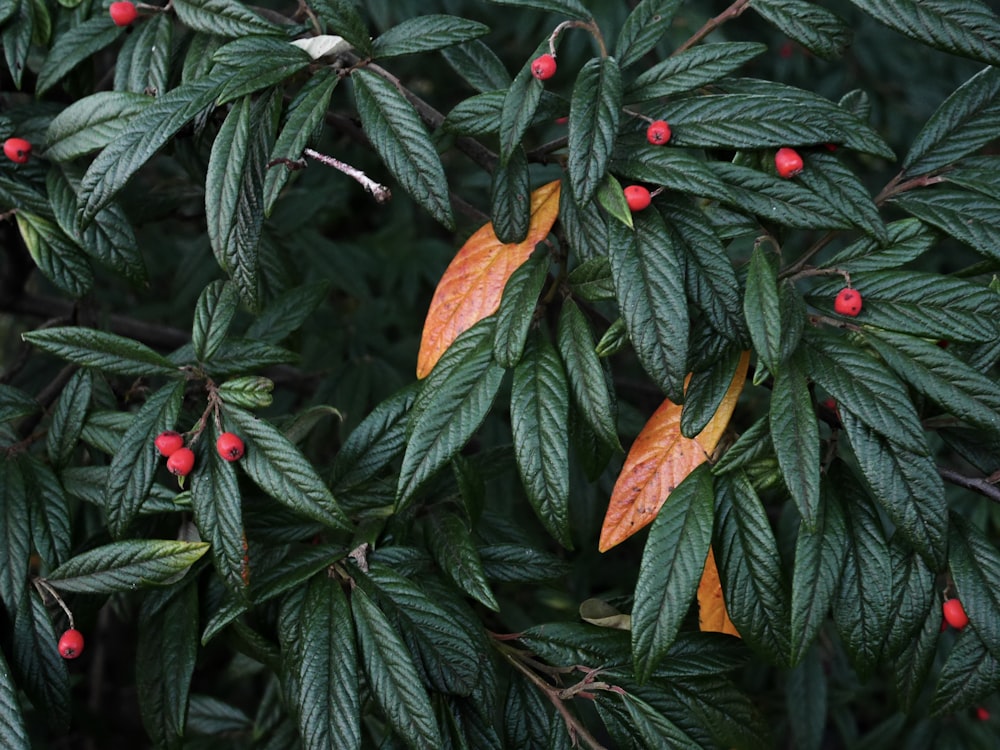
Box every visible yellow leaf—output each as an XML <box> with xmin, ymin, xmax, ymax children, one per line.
<box><xmin>598</xmin><ymin>351</ymin><xmax>749</xmax><ymax>552</ymax></box>
<box><xmin>416</xmin><ymin>180</ymin><xmax>561</xmax><ymax>378</ymax></box>
<box><xmin>698</xmin><ymin>547</ymin><xmax>740</xmax><ymax>637</ymax></box>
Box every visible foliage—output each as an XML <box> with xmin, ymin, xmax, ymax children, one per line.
<box><xmin>3</xmin><ymin>0</ymin><xmax>1000</xmax><ymax>747</ymax></box>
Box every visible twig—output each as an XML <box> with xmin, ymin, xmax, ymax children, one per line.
<box><xmin>674</xmin><ymin>0</ymin><xmax>752</xmax><ymax>55</ymax></box>
<box><xmin>874</xmin><ymin>171</ymin><xmax>947</xmax><ymax>205</ymax></box>
<box><xmin>302</xmin><ymin>147</ymin><xmax>392</xmax><ymax>203</ymax></box>
<box><xmin>939</xmin><ymin>466</ymin><xmax>1000</xmax><ymax>505</ymax></box>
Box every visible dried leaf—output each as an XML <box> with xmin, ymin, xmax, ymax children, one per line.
<box><xmin>698</xmin><ymin>546</ymin><xmax>740</xmax><ymax>637</ymax></box>
<box><xmin>416</xmin><ymin>180</ymin><xmax>560</xmax><ymax>378</ymax></box>
<box><xmin>598</xmin><ymin>351</ymin><xmax>748</xmax><ymax>551</ymax></box>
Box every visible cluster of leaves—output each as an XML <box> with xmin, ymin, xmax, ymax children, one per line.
<box><xmin>3</xmin><ymin>0</ymin><xmax>1000</xmax><ymax>747</ymax></box>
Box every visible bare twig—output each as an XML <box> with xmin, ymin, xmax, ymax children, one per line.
<box><xmin>674</xmin><ymin>0</ymin><xmax>752</xmax><ymax>55</ymax></box>
<box><xmin>939</xmin><ymin>466</ymin><xmax>1000</xmax><ymax>505</ymax></box>
<box><xmin>302</xmin><ymin>147</ymin><xmax>393</xmax><ymax>203</ymax></box>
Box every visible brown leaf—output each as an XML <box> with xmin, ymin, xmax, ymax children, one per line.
<box><xmin>416</xmin><ymin>180</ymin><xmax>561</xmax><ymax>378</ymax></box>
<box><xmin>697</xmin><ymin>546</ymin><xmax>740</xmax><ymax>637</ymax></box>
<box><xmin>598</xmin><ymin>351</ymin><xmax>749</xmax><ymax>552</ymax></box>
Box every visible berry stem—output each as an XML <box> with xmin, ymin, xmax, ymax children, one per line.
<box><xmin>787</xmin><ymin>266</ymin><xmax>851</xmax><ymax>286</ymax></box>
<box><xmin>33</xmin><ymin>578</ymin><xmax>75</xmax><ymax>629</ymax></box>
<box><xmin>548</xmin><ymin>19</ymin><xmax>608</xmax><ymax>58</ymax></box>
<box><xmin>674</xmin><ymin>0</ymin><xmax>752</xmax><ymax>55</ymax></box>
<box><xmin>874</xmin><ymin>171</ymin><xmax>948</xmax><ymax>205</ymax></box>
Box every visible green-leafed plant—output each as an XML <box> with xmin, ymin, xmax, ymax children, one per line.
<box><xmin>3</xmin><ymin>0</ymin><xmax>1000</xmax><ymax>747</ymax></box>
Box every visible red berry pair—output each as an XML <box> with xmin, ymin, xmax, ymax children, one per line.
<box><xmin>109</xmin><ymin>1</ymin><xmax>138</xmax><ymax>26</ymax></box>
<box><xmin>58</xmin><ymin>628</ymin><xmax>84</xmax><ymax>659</ymax></box>
<box><xmin>3</xmin><ymin>137</ymin><xmax>31</xmax><ymax>164</ymax></box>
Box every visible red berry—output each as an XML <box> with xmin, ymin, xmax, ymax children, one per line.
<box><xmin>977</xmin><ymin>707</ymin><xmax>991</xmax><ymax>722</ymax></box>
<box><xmin>109</xmin><ymin>1</ymin><xmax>137</xmax><ymax>26</ymax></box>
<box><xmin>166</xmin><ymin>447</ymin><xmax>195</xmax><ymax>476</ymax></box>
<box><xmin>775</xmin><ymin>147</ymin><xmax>804</xmax><ymax>178</ymax></box>
<box><xmin>216</xmin><ymin>432</ymin><xmax>245</xmax><ymax>462</ymax></box>
<box><xmin>624</xmin><ymin>185</ymin><xmax>651</xmax><ymax>212</ymax></box>
<box><xmin>646</xmin><ymin>120</ymin><xmax>671</xmax><ymax>145</ymax></box>
<box><xmin>943</xmin><ymin>598</ymin><xmax>969</xmax><ymax>630</ymax></box>
<box><xmin>58</xmin><ymin>629</ymin><xmax>84</xmax><ymax>659</ymax></box>
<box><xmin>3</xmin><ymin>137</ymin><xmax>31</xmax><ymax>164</ymax></box>
<box><xmin>154</xmin><ymin>430</ymin><xmax>185</xmax><ymax>456</ymax></box>
<box><xmin>833</xmin><ymin>287</ymin><xmax>862</xmax><ymax>317</ymax></box>
<box><xmin>531</xmin><ymin>54</ymin><xmax>557</xmax><ymax>81</ymax></box>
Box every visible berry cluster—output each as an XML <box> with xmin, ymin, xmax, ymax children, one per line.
<box><xmin>154</xmin><ymin>429</ymin><xmax>246</xmax><ymax>478</ymax></box>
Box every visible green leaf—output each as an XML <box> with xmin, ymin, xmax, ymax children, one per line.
<box><xmin>511</xmin><ymin>333</ymin><xmax>572</xmax><ymax>548</ymax></box>
<box><xmin>171</xmin><ymin>0</ymin><xmax>281</xmax><ymax>37</ymax></box>
<box><xmin>47</xmin><ymin>539</ymin><xmax>210</xmax><ymax>593</ymax></box>
<box><xmin>830</xmin><ymin>467</ymin><xmax>894</xmax><ymax>679</ymax></box>
<box><xmin>105</xmin><ymin>380</ymin><xmax>185</xmax><ymax>538</ymax></box>
<box><xmin>0</xmin><ymin>645</ymin><xmax>30</xmax><ymax>750</ymax></box>
<box><xmin>884</xmin><ymin>543</ymin><xmax>935</xmax><ymax>661</ymax></box>
<box><xmin>942</xmin><ymin>154</ymin><xmax>1000</xmax><ymax>198</ymax></box>
<box><xmin>398</xmin><ymin>319</ymin><xmax>504</xmax><ymax>511</ymax></box>
<box><xmin>904</xmin><ymin>66</ymin><xmax>1000</xmax><ymax>176</ymax></box>
<box><xmin>802</xmin><ymin>330</ymin><xmax>927</xmax><ymax>454</ymax></box>
<box><xmin>351</xmin><ymin>588</ymin><xmax>444</xmax><ymax>750</ymax></box>
<box><xmin>751</xmin><ymin>0</ymin><xmax>851</xmax><ymax>59</ymax></box>
<box><xmin>79</xmin><ymin>76</ymin><xmax>226</xmax><ymax>223</ymax></box>
<box><xmin>714</xmin><ymin>472</ymin><xmax>791</xmax><ymax>664</ymax></box>
<box><xmin>948</xmin><ymin>515</ymin><xmax>1000</xmax><ymax>664</ymax></box>
<box><xmin>892</xmin><ymin>577</ymin><xmax>941</xmax><ymax>713</ymax></box>
<box><xmin>217</xmin><ymin>376</ymin><xmax>274</xmax><ymax>409</ymax></box>
<box><xmin>825</xmin><ymin>218</ymin><xmax>936</xmax><ymax>272</ymax></box>
<box><xmin>441</xmin><ymin>39</ymin><xmax>511</xmax><ymax>92</ymax></box>
<box><xmin>310</xmin><ymin>0</ymin><xmax>371</xmax><ymax>54</ymax></box>
<box><xmin>212</xmin><ymin>38</ymin><xmax>312</xmax><ymax>104</ymax></box>
<box><xmin>559</xmin><ymin>178</ymin><xmax>609</xmax><ymax>264</ymax></box>
<box><xmin>136</xmin><ymin>582</ymin><xmax>198</xmax><ymax>750</ymax></box>
<box><xmin>45</xmin><ymin>369</ymin><xmax>91</xmax><ymax>469</ymax></box>
<box><xmin>790</xmin><ymin>494</ymin><xmax>847</xmax><ymax>664</ymax></box>
<box><xmin>931</xmin><ymin>628</ymin><xmax>1000</xmax><ymax>715</ymax></box>
<box><xmin>626</xmin><ymin>42</ymin><xmax>767</xmax><ymax>102</ymax></box>
<box><xmin>769</xmin><ymin>355</ymin><xmax>820</xmax><ymax>529</ymax></box>
<box><xmin>1</xmin><ymin>0</ymin><xmax>32</xmax><ymax>88</ymax></box>
<box><xmin>190</xmin><ymin>422</ymin><xmax>246</xmax><ymax>597</ymax></box>
<box><xmin>25</xmin><ymin>457</ymin><xmax>72</xmax><ymax>570</ymax></box>
<box><xmin>263</xmin><ymin>69</ymin><xmax>339</xmax><ymax>214</ymax></box>
<box><xmin>598</xmin><ymin>692</ymin><xmax>698</xmax><ymax>749</ymax></box>
<box><xmin>192</xmin><ymin>280</ymin><xmax>239</xmax><ymax>361</ymax></box>
<box><xmin>499</xmin><ymin>49</ymin><xmax>546</xmax><ymax>164</ymax></box>
<box><xmin>568</xmin><ymin>56</ymin><xmax>622</xmax><ymax>205</ymax></box>
<box><xmin>478</xmin><ymin>543</ymin><xmax>571</xmax><ymax>582</ymax></box>
<box><xmin>332</xmin><ymin>383</ymin><xmax>418</xmax><ymax>491</ymax></box>
<box><xmin>608</xmin><ymin>210</ymin><xmax>688</xmax><ymax>402</ymax></box>
<box><xmin>613</xmin><ymin>143</ymin><xmax>734</xmax><ymax>203</ymax></box>
<box><xmin>352</xmin><ymin>68</ymin><xmax>454</xmax><ymax>229</ymax></box>
<box><xmin>44</xmin><ymin>92</ymin><xmax>152</xmax><ymax>161</ymax></box>
<box><xmin>682</xmin><ymin>346</ymin><xmax>743</xmax><ymax>438</ymax></box>
<box><xmin>743</xmin><ymin>244</ymin><xmax>782</xmax><ymax>372</ymax></box>
<box><xmin>615</xmin><ymin>0</ymin><xmax>680</xmax><ymax>68</ymax></box>
<box><xmin>0</xmin><ymin>384</ymin><xmax>39</xmax><ymax>424</ymax></box>
<box><xmin>490</xmin><ymin>146</ymin><xmax>531</xmax><ymax>244</ymax></box>
<box><xmin>295</xmin><ymin>576</ymin><xmax>361</xmax><ymax>750</ymax></box>
<box><xmin>493</xmin><ymin>253</ymin><xmax>548</xmax><ymax>367</ymax></box>
<box><xmin>843</xmin><ymin>0</ymin><xmax>1000</xmax><ymax>66</ymax></box>
<box><xmin>14</xmin><ymin>212</ymin><xmax>93</xmax><ymax>297</ymax></box>
<box><xmin>206</xmin><ymin>94</ymin><xmax>275</xmax><ymax>311</ymax></box>
<box><xmin>797</xmin><ymin>152</ymin><xmax>886</xmax><ymax>242</ymax></box>
<box><xmin>0</xmin><ymin>457</ymin><xmax>30</xmax><ymax>612</ymax></box>
<box><xmin>115</xmin><ymin>12</ymin><xmax>172</xmax><ymax>95</ymax></box>
<box><xmin>557</xmin><ymin>299</ymin><xmax>620</xmax><ymax>451</ymax></box>
<box><xmin>372</xmin><ymin>14</ymin><xmax>489</xmax><ymax>58</ymax></box>
<box><xmin>866</xmin><ymin>330</ymin><xmax>1000</xmax><ymax>437</ymax></box>
<box><xmin>484</xmin><ymin>0</ymin><xmax>590</xmax><ymax>20</ymax></box>
<box><xmin>245</xmin><ymin>281</ymin><xmax>329</xmax><ymax>344</ymax></box>
<box><xmin>35</xmin><ymin>17</ymin><xmax>122</xmax><ymax>95</ymax></box>
<box><xmin>631</xmin><ymin>464</ymin><xmax>714</xmax><ymax>682</ymax></box>
<box><xmin>893</xmin><ymin>188</ymin><xmax>1000</xmax><ymax>263</ymax></box>
<box><xmin>426</xmin><ymin>511</ymin><xmax>499</xmax><ymax>610</ymax></box>
<box><xmin>11</xmin><ymin>591</ymin><xmax>70</xmax><ymax>732</ymax></box>
<box><xmin>786</xmin><ymin>646</ymin><xmax>828</xmax><ymax>750</ymax></box>
<box><xmin>223</xmin><ymin>405</ymin><xmax>352</xmax><ymax>531</ymax></box>
<box><xmin>196</xmin><ymin>339</ymin><xmax>297</xmax><ymax>375</ymax></box>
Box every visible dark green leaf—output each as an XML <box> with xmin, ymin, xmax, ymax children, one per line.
<box><xmin>568</xmin><ymin>56</ymin><xmax>622</xmax><ymax>205</ymax></box>
<box><xmin>105</xmin><ymin>380</ymin><xmax>184</xmax><ymax>538</ymax></box>
<box><xmin>942</xmin><ymin>154</ymin><xmax>1000</xmax><ymax>198</ymax></box>
<box><xmin>904</xmin><ymin>66</ymin><xmax>1000</xmax><ymax>176</ymax></box>
<box><xmin>770</xmin><ymin>355</ymin><xmax>820</xmax><ymax>528</ymax></box>
<box><xmin>333</xmin><ymin>383</ymin><xmax>418</xmax><ymax>491</ymax></box>
<box><xmin>608</xmin><ymin>210</ymin><xmax>688</xmax><ymax>401</ymax></box>
<box><xmin>626</xmin><ymin>42</ymin><xmax>767</xmax><ymax>101</ymax></box>
<box><xmin>557</xmin><ymin>299</ymin><xmax>620</xmax><ymax>451</ymax></box>
<box><xmin>786</xmin><ymin>646</ymin><xmax>828</xmax><ymax>750</ymax></box>
<box><xmin>752</xmin><ymin>0</ymin><xmax>851</xmax><ymax>59</ymax></box>
<box><xmin>844</xmin><ymin>0</ymin><xmax>1000</xmax><ymax>66</ymax></box>
<box><xmin>79</xmin><ymin>76</ymin><xmax>226</xmax><ymax>223</ymax></box>
<box><xmin>192</xmin><ymin>280</ymin><xmax>239</xmax><ymax>361</ymax></box>
<box><xmin>632</xmin><ymin>464</ymin><xmax>714</xmax><ymax>682</ymax></box>
<box><xmin>351</xmin><ymin>588</ymin><xmax>444</xmax><ymax>749</ymax></box>
<box><xmin>598</xmin><ymin>692</ymin><xmax>698</xmax><ymax>748</ymax></box>
<box><xmin>0</xmin><ymin>457</ymin><xmax>30</xmax><ymax>612</ymax></box>
<box><xmin>613</xmin><ymin>144</ymin><xmax>734</xmax><ymax>203</ymax></box>
<box><xmin>949</xmin><ymin>515</ymin><xmax>1000</xmax><ymax>664</ymax></box>
<box><xmin>893</xmin><ymin>188</ymin><xmax>1000</xmax><ymax>263</ymax></box>
<box><xmin>14</xmin><ymin>212</ymin><xmax>93</xmax><ymax>297</ymax></box>
<box><xmin>115</xmin><ymin>12</ymin><xmax>172</xmax><ymax>95</ymax></box>
<box><xmin>1</xmin><ymin>0</ymin><xmax>32</xmax><ymax>89</ymax></box>
<box><xmin>559</xmin><ymin>178</ymin><xmax>609</xmax><ymax>263</ymax></box>
<box><xmin>511</xmin><ymin>334</ymin><xmax>572</xmax><ymax>548</ymax></box>
<box><xmin>171</xmin><ymin>0</ymin><xmax>281</xmax><ymax>37</ymax></box>
<box><xmin>35</xmin><ymin>17</ymin><xmax>122</xmax><ymax>95</ymax></box>
<box><xmin>310</xmin><ymin>0</ymin><xmax>371</xmax><ymax>54</ymax></box>
<box><xmin>615</xmin><ymin>0</ymin><xmax>680</xmax><ymax>68</ymax></box>
<box><xmin>212</xmin><ymin>38</ymin><xmax>313</xmax><ymax>104</ymax></box>
<box><xmin>245</xmin><ymin>281</ymin><xmax>329</xmax><ymax>343</ymax></box>
<box><xmin>825</xmin><ymin>218</ymin><xmax>935</xmax><ymax>272</ymax></box>
<box><xmin>681</xmin><ymin>345</ymin><xmax>743</xmax><ymax>438</ymax></box>
<box><xmin>490</xmin><ymin>146</ymin><xmax>531</xmax><ymax>244</ymax></box>
<box><xmin>372</xmin><ymin>15</ymin><xmax>489</xmax><ymax>58</ymax></box>
<box><xmin>743</xmin><ymin>244</ymin><xmax>782</xmax><ymax>372</ymax></box>
<box><xmin>893</xmin><ymin>592</ymin><xmax>942</xmax><ymax>712</ymax></box>
<box><xmin>25</xmin><ymin>457</ymin><xmax>72</xmax><ymax>569</ymax></box>
<box><xmin>0</xmin><ymin>384</ymin><xmax>39</xmax><ymax>424</ymax></box>
<box><xmin>931</xmin><ymin>628</ymin><xmax>1000</xmax><ymax>715</ymax></box>
<box><xmin>12</xmin><ymin>591</ymin><xmax>70</xmax><ymax>732</ymax></box>
<box><xmin>352</xmin><ymin>68</ymin><xmax>454</xmax><ymax>229</ymax></box>
<box><xmin>484</xmin><ymin>0</ymin><xmax>590</xmax><ymax>20</ymax></box>
<box><xmin>0</xmin><ymin>646</ymin><xmax>30</xmax><ymax>750</ymax></box>
<box><xmin>223</xmin><ymin>405</ymin><xmax>352</xmax><ymax>531</ymax></box>
<box><xmin>46</xmin><ymin>369</ymin><xmax>91</xmax><ymax>469</ymax></box>
<box><xmin>499</xmin><ymin>50</ymin><xmax>546</xmax><ymax>164</ymax></box>
<box><xmin>493</xmin><ymin>254</ymin><xmax>548</xmax><ymax>367</ymax></box>
<box><xmin>263</xmin><ymin>69</ymin><xmax>339</xmax><ymax>214</ymax></box>
<box><xmin>47</xmin><ymin>539</ymin><xmax>210</xmax><ymax>593</ymax></box>
<box><xmin>884</xmin><ymin>543</ymin><xmax>934</xmax><ymax>661</ymax></box>
<box><xmin>44</xmin><ymin>92</ymin><xmax>152</xmax><ymax>161</ymax></box>
<box><xmin>136</xmin><ymin>583</ymin><xmax>198</xmax><ymax>750</ymax></box>
<box><xmin>426</xmin><ymin>511</ymin><xmax>498</xmax><ymax>610</ymax></box>
<box><xmin>441</xmin><ymin>39</ymin><xmax>511</xmax><ymax>92</ymax></box>
<box><xmin>566</xmin><ymin>257</ymin><xmax>614</xmax><ymax>302</ymax></box>
<box><xmin>196</xmin><ymin>338</ymin><xmax>297</xmax><ymax>375</ymax></box>
<box><xmin>831</xmin><ymin>467</ymin><xmax>893</xmax><ymax>679</ymax></box>
<box><xmin>477</xmin><ymin>543</ymin><xmax>571</xmax><ymax>582</ymax></box>
<box><xmin>398</xmin><ymin>319</ymin><xmax>504</xmax><ymax>511</ymax></box>
<box><xmin>797</xmin><ymin>152</ymin><xmax>886</xmax><ymax>242</ymax></box>
<box><xmin>217</xmin><ymin>376</ymin><xmax>274</xmax><ymax>409</ymax></box>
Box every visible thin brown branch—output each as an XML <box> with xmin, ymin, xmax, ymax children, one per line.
<box><xmin>939</xmin><ymin>466</ymin><xmax>1000</xmax><ymax>505</ymax></box>
<box><xmin>674</xmin><ymin>0</ymin><xmax>752</xmax><ymax>55</ymax></box>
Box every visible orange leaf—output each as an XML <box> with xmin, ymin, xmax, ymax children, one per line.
<box><xmin>416</xmin><ymin>180</ymin><xmax>561</xmax><ymax>378</ymax></box>
<box><xmin>598</xmin><ymin>351</ymin><xmax>749</xmax><ymax>552</ymax></box>
<box><xmin>698</xmin><ymin>546</ymin><xmax>740</xmax><ymax>637</ymax></box>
